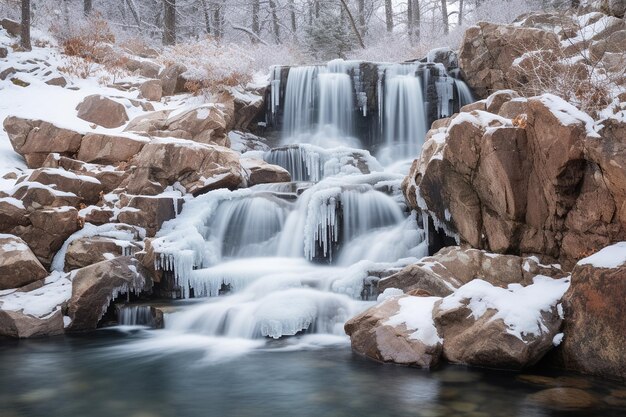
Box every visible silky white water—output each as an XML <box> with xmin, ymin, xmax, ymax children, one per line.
<box><xmin>115</xmin><ymin>58</ymin><xmax>476</xmax><ymax>358</ymax></box>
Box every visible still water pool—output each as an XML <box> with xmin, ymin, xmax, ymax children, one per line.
<box><xmin>1</xmin><ymin>329</ymin><xmax>625</xmax><ymax>417</ymax></box>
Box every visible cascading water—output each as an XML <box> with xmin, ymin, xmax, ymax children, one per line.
<box><xmin>117</xmin><ymin>57</ymin><xmax>471</xmax><ymax>359</ymax></box>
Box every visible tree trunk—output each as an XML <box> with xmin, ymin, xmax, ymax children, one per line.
<box><xmin>339</xmin><ymin>0</ymin><xmax>365</xmax><ymax>48</ymax></box>
<box><xmin>441</xmin><ymin>0</ymin><xmax>449</xmax><ymax>35</ymax></box>
<box><xmin>163</xmin><ymin>0</ymin><xmax>176</xmax><ymax>45</ymax></box>
<box><xmin>269</xmin><ymin>0</ymin><xmax>281</xmax><ymax>44</ymax></box>
<box><xmin>200</xmin><ymin>0</ymin><xmax>212</xmax><ymax>35</ymax></box>
<box><xmin>125</xmin><ymin>0</ymin><xmax>142</xmax><ymax>31</ymax></box>
<box><xmin>385</xmin><ymin>0</ymin><xmax>393</xmax><ymax>32</ymax></box>
<box><xmin>458</xmin><ymin>0</ymin><xmax>464</xmax><ymax>26</ymax></box>
<box><xmin>252</xmin><ymin>0</ymin><xmax>260</xmax><ymax>36</ymax></box>
<box><xmin>213</xmin><ymin>2</ymin><xmax>222</xmax><ymax>39</ymax></box>
<box><xmin>413</xmin><ymin>0</ymin><xmax>421</xmax><ymax>41</ymax></box>
<box><xmin>407</xmin><ymin>0</ymin><xmax>413</xmax><ymax>41</ymax></box>
<box><xmin>357</xmin><ymin>0</ymin><xmax>365</xmax><ymax>36</ymax></box>
<box><xmin>21</xmin><ymin>0</ymin><xmax>31</xmax><ymax>51</ymax></box>
<box><xmin>84</xmin><ymin>0</ymin><xmax>92</xmax><ymax>16</ymax></box>
<box><xmin>289</xmin><ymin>0</ymin><xmax>297</xmax><ymax>34</ymax></box>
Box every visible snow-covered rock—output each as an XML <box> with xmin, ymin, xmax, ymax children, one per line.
<box><xmin>75</xmin><ymin>94</ymin><xmax>129</xmax><ymax>129</ymax></box>
<box><xmin>0</xmin><ymin>234</ymin><xmax>47</xmax><ymax>290</ymax></box>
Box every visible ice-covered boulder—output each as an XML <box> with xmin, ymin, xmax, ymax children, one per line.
<box><xmin>0</xmin><ymin>234</ymin><xmax>47</xmax><ymax>290</ymax></box>
<box><xmin>345</xmin><ymin>294</ymin><xmax>443</xmax><ymax>368</ymax></box>
<box><xmin>67</xmin><ymin>257</ymin><xmax>152</xmax><ymax>331</ymax></box>
<box><xmin>560</xmin><ymin>242</ymin><xmax>626</xmax><ymax>380</ymax></box>
<box><xmin>64</xmin><ymin>235</ymin><xmax>142</xmax><ymax>271</ymax></box>
<box><xmin>75</xmin><ymin>95</ymin><xmax>129</xmax><ymax>128</ymax></box>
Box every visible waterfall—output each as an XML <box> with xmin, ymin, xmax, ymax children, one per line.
<box><xmin>117</xmin><ymin>305</ymin><xmax>156</xmax><ymax>327</ymax></box>
<box><xmin>455</xmin><ymin>79</ymin><xmax>474</xmax><ymax>108</ymax></box>
<box><xmin>120</xmin><ymin>56</ymin><xmax>474</xmax><ymax>359</ymax></box>
<box><xmin>380</xmin><ymin>63</ymin><xmax>427</xmax><ymax>165</ymax></box>
<box><xmin>282</xmin><ymin>66</ymin><xmax>317</xmax><ymax>138</ymax></box>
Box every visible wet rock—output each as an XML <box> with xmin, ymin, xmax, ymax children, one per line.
<box><xmin>527</xmin><ymin>388</ymin><xmax>598</xmax><ymax>410</ymax></box>
<box><xmin>0</xmin><ymin>309</ymin><xmax>64</xmax><ymax>338</ymax></box>
<box><xmin>0</xmin><ymin>235</ymin><xmax>47</xmax><ymax>290</ymax></box>
<box><xmin>345</xmin><ymin>295</ymin><xmax>442</xmax><ymax>368</ymax></box>
<box><xmin>242</xmin><ymin>158</ymin><xmax>291</xmax><ymax>186</ymax></box>
<box><xmin>67</xmin><ymin>257</ymin><xmax>152</xmax><ymax>331</ymax></box>
<box><xmin>75</xmin><ymin>95</ymin><xmax>129</xmax><ymax>128</ymax></box>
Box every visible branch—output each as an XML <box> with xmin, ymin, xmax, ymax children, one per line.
<box><xmin>338</xmin><ymin>0</ymin><xmax>366</xmax><ymax>49</ymax></box>
<box><xmin>229</xmin><ymin>22</ymin><xmax>269</xmax><ymax>45</ymax></box>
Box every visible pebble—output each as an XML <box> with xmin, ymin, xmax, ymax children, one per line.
<box><xmin>449</xmin><ymin>401</ymin><xmax>478</xmax><ymax>412</ymax></box>
<box><xmin>527</xmin><ymin>387</ymin><xmax>598</xmax><ymax>410</ymax></box>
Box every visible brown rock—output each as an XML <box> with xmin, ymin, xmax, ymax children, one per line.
<box><xmin>3</xmin><ymin>117</ymin><xmax>82</xmax><ymax>167</ymax></box>
<box><xmin>0</xmin><ymin>18</ymin><xmax>20</xmax><ymax>37</ymax></box>
<box><xmin>64</xmin><ymin>235</ymin><xmax>140</xmax><ymax>271</ymax></box>
<box><xmin>16</xmin><ymin>207</ymin><xmax>80</xmax><ymax>267</ymax></box>
<box><xmin>25</xmin><ymin>168</ymin><xmax>104</xmax><ymax>205</ymax></box>
<box><xmin>77</xmin><ymin>133</ymin><xmax>147</xmax><ymax>165</ymax></box>
<box><xmin>117</xmin><ymin>194</ymin><xmax>184</xmax><ymax>237</ymax></box>
<box><xmin>561</xmin><ymin>250</ymin><xmax>626</xmax><ymax>380</ymax></box>
<box><xmin>0</xmin><ymin>197</ymin><xmax>29</xmax><ymax>233</ymax></box>
<box><xmin>486</xmin><ymin>90</ymin><xmax>520</xmax><ymax>114</ymax></box>
<box><xmin>75</xmin><ymin>95</ymin><xmax>129</xmax><ymax>128</ymax></box>
<box><xmin>124</xmin><ymin>110</ymin><xmax>170</xmax><ymax>134</ymax></box>
<box><xmin>242</xmin><ymin>158</ymin><xmax>291</xmax><ymax>186</ymax></box>
<box><xmin>344</xmin><ymin>295</ymin><xmax>442</xmax><ymax>368</ymax></box>
<box><xmin>498</xmin><ymin>98</ymin><xmax>528</xmax><ymax>119</ymax></box>
<box><xmin>0</xmin><ymin>235</ymin><xmax>47</xmax><ymax>290</ymax></box>
<box><xmin>67</xmin><ymin>257</ymin><xmax>152</xmax><ymax>331</ymax></box>
<box><xmin>11</xmin><ymin>182</ymin><xmax>82</xmax><ymax>209</ymax></box>
<box><xmin>527</xmin><ymin>388</ymin><xmax>598</xmax><ymax>410</ymax></box>
<box><xmin>45</xmin><ymin>76</ymin><xmax>67</xmax><ymax>87</ymax></box>
<box><xmin>165</xmin><ymin>105</ymin><xmax>229</xmax><ymax>147</ymax></box>
<box><xmin>159</xmin><ymin>64</ymin><xmax>188</xmax><ymax>96</ymax></box>
<box><xmin>121</xmin><ymin>139</ymin><xmax>243</xmax><ymax>196</ymax></box>
<box><xmin>140</xmin><ymin>79</ymin><xmax>162</xmax><ymax>101</ymax></box>
<box><xmin>0</xmin><ymin>309</ymin><xmax>64</xmax><ymax>338</ymax></box>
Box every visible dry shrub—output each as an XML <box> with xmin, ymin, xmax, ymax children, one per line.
<box><xmin>511</xmin><ymin>17</ymin><xmax>625</xmax><ymax>117</ymax></box>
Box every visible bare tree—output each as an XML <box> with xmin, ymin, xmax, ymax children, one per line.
<box><xmin>269</xmin><ymin>0</ymin><xmax>281</xmax><ymax>43</ymax></box>
<box><xmin>251</xmin><ymin>0</ymin><xmax>260</xmax><ymax>36</ymax></box>
<box><xmin>458</xmin><ymin>0</ymin><xmax>464</xmax><ymax>25</ymax></box>
<box><xmin>84</xmin><ymin>0</ymin><xmax>92</xmax><ymax>16</ymax></box>
<box><xmin>163</xmin><ymin>0</ymin><xmax>176</xmax><ymax>45</ymax></box>
<box><xmin>21</xmin><ymin>0</ymin><xmax>31</xmax><ymax>51</ymax></box>
<box><xmin>357</xmin><ymin>0</ymin><xmax>366</xmax><ymax>36</ymax></box>
<box><xmin>213</xmin><ymin>1</ymin><xmax>223</xmax><ymax>39</ymax></box>
<box><xmin>339</xmin><ymin>0</ymin><xmax>365</xmax><ymax>48</ymax></box>
<box><xmin>384</xmin><ymin>0</ymin><xmax>393</xmax><ymax>32</ymax></box>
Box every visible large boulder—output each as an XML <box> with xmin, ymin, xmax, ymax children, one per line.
<box><xmin>0</xmin><ymin>234</ymin><xmax>47</xmax><ymax>290</ymax></box>
<box><xmin>0</xmin><ymin>272</ymin><xmax>71</xmax><ymax>338</ymax></box>
<box><xmin>75</xmin><ymin>95</ymin><xmax>129</xmax><ymax>128</ymax></box>
<box><xmin>458</xmin><ymin>22</ymin><xmax>560</xmax><ymax>97</ymax></box>
<box><xmin>378</xmin><ymin>246</ymin><xmax>564</xmax><ymax>296</ymax></box>
<box><xmin>433</xmin><ymin>275</ymin><xmax>570</xmax><ymax>369</ymax></box>
<box><xmin>3</xmin><ymin>117</ymin><xmax>82</xmax><ymax>168</ymax></box>
<box><xmin>64</xmin><ymin>235</ymin><xmax>141</xmax><ymax>271</ymax></box>
<box><xmin>76</xmin><ymin>133</ymin><xmax>148</xmax><ymax>165</ymax></box>
<box><xmin>67</xmin><ymin>257</ymin><xmax>152</xmax><ymax>331</ymax></box>
<box><xmin>560</xmin><ymin>242</ymin><xmax>626</xmax><ymax>380</ymax></box>
<box><xmin>0</xmin><ymin>18</ymin><xmax>20</xmax><ymax>37</ymax></box>
<box><xmin>24</xmin><ymin>168</ymin><xmax>104</xmax><ymax>205</ymax></box>
<box><xmin>345</xmin><ymin>294</ymin><xmax>443</xmax><ymax>368</ymax></box>
<box><xmin>0</xmin><ymin>197</ymin><xmax>29</xmax><ymax>233</ymax></box>
<box><xmin>403</xmin><ymin>94</ymin><xmax>625</xmax><ymax>267</ymax></box>
<box><xmin>159</xmin><ymin>64</ymin><xmax>188</xmax><ymax>96</ymax></box>
<box><xmin>10</xmin><ymin>182</ymin><xmax>82</xmax><ymax>209</ymax></box>
<box><xmin>14</xmin><ymin>207</ymin><xmax>80</xmax><ymax>267</ymax></box>
<box><xmin>120</xmin><ymin>138</ymin><xmax>243</xmax><ymax>196</ymax></box>
<box><xmin>164</xmin><ymin>105</ymin><xmax>230</xmax><ymax>147</ymax></box>
<box><xmin>41</xmin><ymin>154</ymin><xmax>128</xmax><ymax>193</ymax></box>
<box><xmin>139</xmin><ymin>79</ymin><xmax>162</xmax><ymax>101</ymax></box>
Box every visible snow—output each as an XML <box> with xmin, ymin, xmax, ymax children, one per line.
<box><xmin>377</xmin><ymin>288</ymin><xmax>404</xmax><ymax>302</ymax></box>
<box><xmin>0</xmin><ymin>196</ymin><xmax>24</xmax><ymax>209</ymax></box>
<box><xmin>577</xmin><ymin>242</ymin><xmax>626</xmax><ymax>269</ymax></box>
<box><xmin>385</xmin><ymin>296</ymin><xmax>442</xmax><ymax>345</ymax></box>
<box><xmin>552</xmin><ymin>333</ymin><xmax>564</xmax><ymax>347</ymax></box>
<box><xmin>1</xmin><ymin>238</ymin><xmax>28</xmax><ymax>252</ymax></box>
<box><xmin>0</xmin><ymin>271</ymin><xmax>71</xmax><ymax>318</ymax></box>
<box><xmin>438</xmin><ymin>275</ymin><xmax>571</xmax><ymax>341</ymax></box>
<box><xmin>536</xmin><ymin>94</ymin><xmax>599</xmax><ymax>137</ymax></box>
